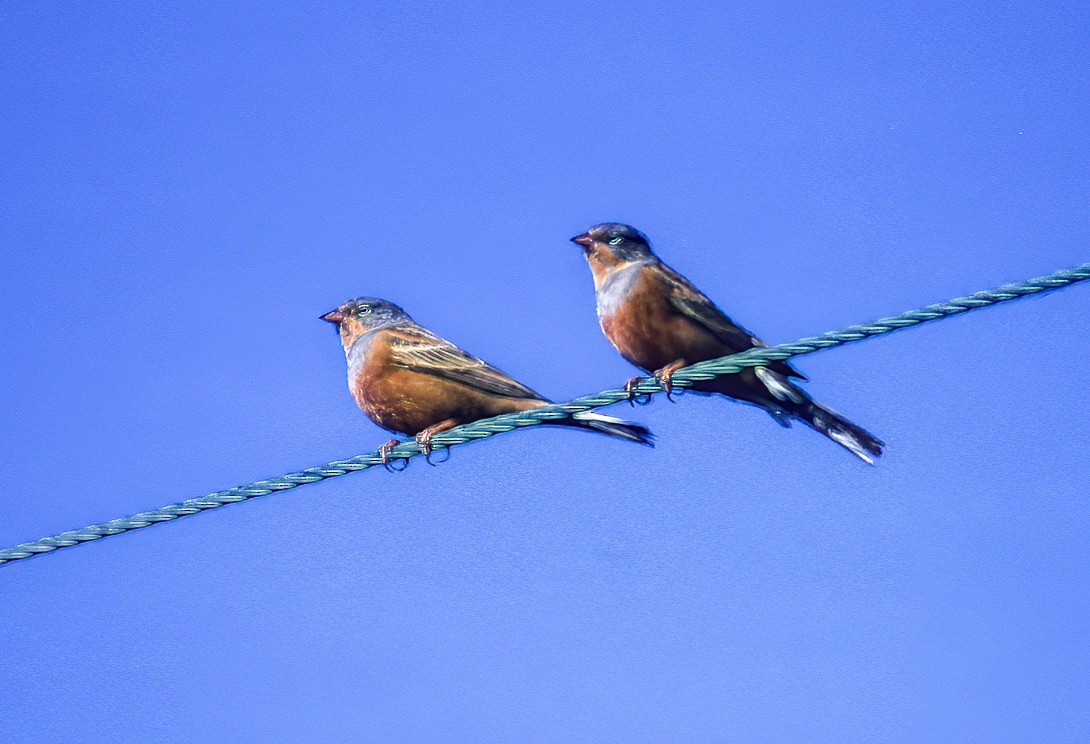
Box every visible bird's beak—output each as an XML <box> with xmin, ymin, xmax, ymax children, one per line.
<box><xmin>320</xmin><ymin>309</ymin><xmax>346</xmax><ymax>324</ymax></box>
<box><xmin>570</xmin><ymin>232</ymin><xmax>593</xmax><ymax>247</ymax></box>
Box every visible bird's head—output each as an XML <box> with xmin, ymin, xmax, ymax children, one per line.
<box><xmin>320</xmin><ymin>297</ymin><xmax>410</xmax><ymax>345</ymax></box>
<box><xmin>570</xmin><ymin>223</ymin><xmax>654</xmax><ymax>263</ymax></box>
<box><xmin>570</xmin><ymin>223</ymin><xmax>655</xmax><ymax>284</ymax></box>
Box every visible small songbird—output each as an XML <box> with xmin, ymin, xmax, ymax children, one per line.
<box><xmin>321</xmin><ymin>297</ymin><xmax>653</xmax><ymax>462</ymax></box>
<box><xmin>570</xmin><ymin>223</ymin><xmax>883</xmax><ymax>463</ymax></box>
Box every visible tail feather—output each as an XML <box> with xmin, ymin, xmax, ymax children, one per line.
<box><xmin>800</xmin><ymin>401</ymin><xmax>884</xmax><ymax>464</ymax></box>
<box><xmin>749</xmin><ymin>366</ymin><xmax>882</xmax><ymax>463</ymax></box>
<box><xmin>568</xmin><ymin>411</ymin><xmax>655</xmax><ymax>446</ymax></box>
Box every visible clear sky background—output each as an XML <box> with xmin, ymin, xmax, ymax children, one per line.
<box><xmin>2</xmin><ymin>2</ymin><xmax>1088</xmax><ymax>741</ymax></box>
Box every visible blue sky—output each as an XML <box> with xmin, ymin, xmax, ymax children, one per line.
<box><xmin>2</xmin><ymin>2</ymin><xmax>1088</xmax><ymax>740</ymax></box>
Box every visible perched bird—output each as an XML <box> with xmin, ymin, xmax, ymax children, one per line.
<box><xmin>321</xmin><ymin>297</ymin><xmax>653</xmax><ymax>463</ymax></box>
<box><xmin>570</xmin><ymin>223</ymin><xmax>883</xmax><ymax>463</ymax></box>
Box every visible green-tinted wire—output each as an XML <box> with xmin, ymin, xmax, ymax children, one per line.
<box><xmin>1</xmin><ymin>262</ymin><xmax>1087</xmax><ymax>566</ymax></box>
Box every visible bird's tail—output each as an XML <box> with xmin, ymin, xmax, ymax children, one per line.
<box><xmin>749</xmin><ymin>366</ymin><xmax>882</xmax><ymax>463</ymax></box>
<box><xmin>566</xmin><ymin>411</ymin><xmax>655</xmax><ymax>446</ymax></box>
<box><xmin>795</xmin><ymin>400</ymin><xmax>883</xmax><ymax>464</ymax></box>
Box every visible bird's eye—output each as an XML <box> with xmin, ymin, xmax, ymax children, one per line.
<box><xmin>608</xmin><ymin>236</ymin><xmax>624</xmax><ymax>246</ymax></box>
<box><xmin>358</xmin><ymin>306</ymin><xmax>372</xmax><ymax>315</ymax></box>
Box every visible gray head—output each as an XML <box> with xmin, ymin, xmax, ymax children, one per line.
<box><xmin>570</xmin><ymin>223</ymin><xmax>655</xmax><ymax>262</ymax></box>
<box><xmin>320</xmin><ymin>297</ymin><xmax>412</xmax><ymax>337</ymax></box>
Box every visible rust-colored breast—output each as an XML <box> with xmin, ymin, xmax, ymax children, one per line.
<box><xmin>350</xmin><ymin>330</ymin><xmax>541</xmax><ymax>436</ymax></box>
<box><xmin>600</xmin><ymin>266</ymin><xmax>726</xmax><ymax>373</ymax></box>
<box><xmin>600</xmin><ymin>267</ymin><xmax>676</xmax><ymax>372</ymax></box>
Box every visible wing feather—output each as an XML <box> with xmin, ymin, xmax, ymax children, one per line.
<box><xmin>658</xmin><ymin>262</ymin><xmax>763</xmax><ymax>350</ymax></box>
<box><xmin>387</xmin><ymin>325</ymin><xmax>545</xmax><ymax>400</ymax></box>
<box><xmin>658</xmin><ymin>262</ymin><xmax>806</xmax><ymax>380</ymax></box>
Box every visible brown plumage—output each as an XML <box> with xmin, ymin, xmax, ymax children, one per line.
<box><xmin>571</xmin><ymin>223</ymin><xmax>883</xmax><ymax>463</ymax></box>
<box><xmin>321</xmin><ymin>297</ymin><xmax>653</xmax><ymax>463</ymax></box>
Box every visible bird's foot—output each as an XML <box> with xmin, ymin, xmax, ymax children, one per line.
<box><xmin>624</xmin><ymin>376</ymin><xmax>653</xmax><ymax>406</ymax></box>
<box><xmin>414</xmin><ymin>430</ymin><xmax>442</xmax><ymax>466</ymax></box>
<box><xmin>378</xmin><ymin>438</ymin><xmax>408</xmax><ymax>473</ymax></box>
<box><xmin>414</xmin><ymin>421</ymin><xmax>456</xmax><ymax>465</ymax></box>
<box><xmin>654</xmin><ymin>361</ymin><xmax>686</xmax><ymax>402</ymax></box>
<box><xmin>415</xmin><ymin>430</ymin><xmax>433</xmax><ymax>458</ymax></box>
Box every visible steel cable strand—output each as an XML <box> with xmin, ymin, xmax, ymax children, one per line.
<box><xmin>1</xmin><ymin>261</ymin><xmax>1086</xmax><ymax>566</ymax></box>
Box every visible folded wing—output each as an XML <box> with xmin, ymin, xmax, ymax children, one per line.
<box><xmin>387</xmin><ymin>325</ymin><xmax>546</xmax><ymax>400</ymax></box>
<box><xmin>660</xmin><ymin>261</ymin><xmax>805</xmax><ymax>380</ymax></box>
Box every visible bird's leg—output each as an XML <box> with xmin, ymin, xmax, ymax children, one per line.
<box><xmin>654</xmin><ymin>360</ymin><xmax>687</xmax><ymax>402</ymax></box>
<box><xmin>378</xmin><ymin>439</ymin><xmax>399</xmax><ymax>463</ymax></box>
<box><xmin>378</xmin><ymin>438</ymin><xmax>408</xmax><ymax>473</ymax></box>
<box><xmin>624</xmin><ymin>376</ymin><xmax>653</xmax><ymax>406</ymax></box>
<box><xmin>415</xmin><ymin>419</ymin><xmax>459</xmax><ymax>465</ymax></box>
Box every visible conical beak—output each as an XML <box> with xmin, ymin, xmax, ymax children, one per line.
<box><xmin>320</xmin><ymin>309</ymin><xmax>346</xmax><ymax>324</ymax></box>
<box><xmin>570</xmin><ymin>232</ymin><xmax>593</xmax><ymax>247</ymax></box>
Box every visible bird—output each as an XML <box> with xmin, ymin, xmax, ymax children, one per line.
<box><xmin>570</xmin><ymin>223</ymin><xmax>883</xmax><ymax>463</ymax></box>
<box><xmin>320</xmin><ymin>297</ymin><xmax>653</xmax><ymax>464</ymax></box>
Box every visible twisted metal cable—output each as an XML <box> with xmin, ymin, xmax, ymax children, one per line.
<box><xmin>2</xmin><ymin>262</ymin><xmax>1087</xmax><ymax>567</ymax></box>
